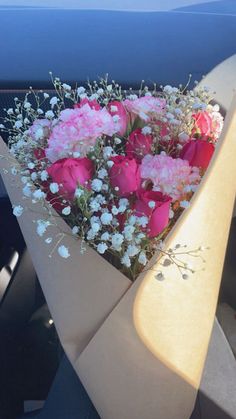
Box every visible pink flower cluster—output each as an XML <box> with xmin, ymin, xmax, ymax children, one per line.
<box><xmin>140</xmin><ymin>153</ymin><xmax>200</xmax><ymax>200</ymax></box>
<box><xmin>9</xmin><ymin>78</ymin><xmax>222</xmax><ymax>276</ymax></box>
<box><xmin>43</xmin><ymin>92</ymin><xmax>221</xmax><ymax>241</ymax></box>
<box><xmin>46</xmin><ymin>104</ymin><xmax>116</xmax><ymax>162</ymax></box>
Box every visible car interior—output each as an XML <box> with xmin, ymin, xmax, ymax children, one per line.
<box><xmin>0</xmin><ymin>2</ymin><xmax>236</xmax><ymax>418</ymax></box>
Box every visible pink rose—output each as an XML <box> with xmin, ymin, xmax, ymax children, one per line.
<box><xmin>74</xmin><ymin>98</ymin><xmax>101</xmax><ymax>110</ymax></box>
<box><xmin>135</xmin><ymin>190</ymin><xmax>171</xmax><ymax>238</ymax></box>
<box><xmin>180</xmin><ymin>139</ymin><xmax>215</xmax><ymax>170</ymax></box>
<box><xmin>126</xmin><ymin>128</ymin><xmax>153</xmax><ymax>162</ymax></box>
<box><xmin>109</xmin><ymin>156</ymin><xmax>140</xmax><ymax>197</ymax></box>
<box><xmin>47</xmin><ymin>157</ymin><xmax>94</xmax><ymax>199</ymax></box>
<box><xmin>192</xmin><ymin>111</ymin><xmax>213</xmax><ymax>138</ymax></box>
<box><xmin>107</xmin><ymin>101</ymin><xmax>128</xmax><ymax>136</ymax></box>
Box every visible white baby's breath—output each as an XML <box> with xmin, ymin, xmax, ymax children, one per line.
<box><xmin>33</xmin><ymin>189</ymin><xmax>46</xmax><ymax>200</ymax></box>
<box><xmin>91</xmin><ymin>179</ymin><xmax>103</xmax><ymax>192</ymax></box>
<box><xmin>97</xmin><ymin>243</ymin><xmax>108</xmax><ymax>254</ymax></box>
<box><xmin>77</xmin><ymin>86</ymin><xmax>85</xmax><ymax>95</ymax></box>
<box><xmin>121</xmin><ymin>253</ymin><xmax>131</xmax><ymax>268</ymax></box>
<box><xmin>142</xmin><ymin>126</ymin><xmax>152</xmax><ymax>135</ymax></box>
<box><xmin>31</xmin><ymin>172</ymin><xmax>37</xmax><ymax>181</ymax></box>
<box><xmin>101</xmin><ymin>232</ymin><xmax>110</xmax><ymax>241</ymax></box>
<box><xmin>106</xmin><ymin>160</ymin><xmax>114</xmax><ymax>168</ymax></box>
<box><xmin>100</xmin><ymin>212</ymin><xmax>113</xmax><ymax>225</ymax></box>
<box><xmin>111</xmin><ymin>233</ymin><xmax>124</xmax><ymax>251</ymax></box>
<box><xmin>50</xmin><ymin>97</ymin><xmax>58</xmax><ymax>108</ymax></box>
<box><xmin>98</xmin><ymin>168</ymin><xmax>108</xmax><ymax>179</ymax></box>
<box><xmin>41</xmin><ymin>170</ymin><xmax>48</xmax><ymax>181</ymax></box>
<box><xmin>127</xmin><ymin>244</ymin><xmax>140</xmax><ymax>257</ymax></box>
<box><xmin>138</xmin><ymin>251</ymin><xmax>147</xmax><ymax>265</ymax></box>
<box><xmin>74</xmin><ymin>188</ymin><xmax>84</xmax><ymax>198</ymax></box>
<box><xmin>72</xmin><ymin>226</ymin><xmax>79</xmax><ymax>235</ymax></box>
<box><xmin>11</xmin><ymin>167</ymin><xmax>17</xmax><ymax>175</ymax></box>
<box><xmin>36</xmin><ymin>220</ymin><xmax>51</xmax><ymax>237</ymax></box>
<box><xmin>45</xmin><ymin>110</ymin><xmax>54</xmax><ymax>119</ymax></box>
<box><xmin>13</xmin><ymin>205</ymin><xmax>23</xmax><ymax>217</ymax></box>
<box><xmin>14</xmin><ymin>121</ymin><xmax>23</xmax><ymax>129</ymax></box>
<box><xmin>22</xmin><ymin>184</ymin><xmax>32</xmax><ymax>197</ymax></box>
<box><xmin>62</xmin><ymin>83</ymin><xmax>71</xmax><ymax>91</ymax></box>
<box><xmin>62</xmin><ymin>206</ymin><xmax>71</xmax><ymax>216</ymax></box>
<box><xmin>50</xmin><ymin>183</ymin><xmax>59</xmax><ymax>194</ymax></box>
<box><xmin>58</xmin><ymin>245</ymin><xmax>70</xmax><ymax>258</ymax></box>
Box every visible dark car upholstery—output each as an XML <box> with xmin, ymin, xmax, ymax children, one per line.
<box><xmin>0</xmin><ymin>9</ymin><xmax>236</xmax><ymax>90</ymax></box>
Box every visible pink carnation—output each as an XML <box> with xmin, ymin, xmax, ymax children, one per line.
<box><xmin>140</xmin><ymin>153</ymin><xmax>200</xmax><ymax>200</ymax></box>
<box><xmin>45</xmin><ymin>104</ymin><xmax>116</xmax><ymax>162</ymax></box>
<box><xmin>123</xmin><ymin>96</ymin><xmax>166</xmax><ymax>121</ymax></box>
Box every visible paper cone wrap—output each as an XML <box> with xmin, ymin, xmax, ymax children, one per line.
<box><xmin>75</xmin><ymin>96</ymin><xmax>236</xmax><ymax>418</ymax></box>
<box><xmin>0</xmin><ymin>140</ymin><xmax>131</xmax><ymax>362</ymax></box>
<box><xmin>0</xmin><ymin>96</ymin><xmax>236</xmax><ymax>418</ymax></box>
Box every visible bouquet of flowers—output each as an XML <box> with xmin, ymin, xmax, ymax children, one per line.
<box><xmin>0</xmin><ymin>76</ymin><xmax>223</xmax><ymax>281</ymax></box>
<box><xmin>2</xmin><ymin>76</ymin><xmax>236</xmax><ymax>419</ymax></box>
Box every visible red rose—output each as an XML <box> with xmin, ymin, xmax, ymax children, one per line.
<box><xmin>135</xmin><ymin>190</ymin><xmax>171</xmax><ymax>238</ymax></box>
<box><xmin>126</xmin><ymin>128</ymin><xmax>153</xmax><ymax>162</ymax></box>
<box><xmin>109</xmin><ymin>156</ymin><xmax>140</xmax><ymax>197</ymax></box>
<box><xmin>47</xmin><ymin>157</ymin><xmax>94</xmax><ymax>199</ymax></box>
<box><xmin>33</xmin><ymin>147</ymin><xmax>46</xmax><ymax>160</ymax></box>
<box><xmin>74</xmin><ymin>98</ymin><xmax>101</xmax><ymax>110</ymax></box>
<box><xmin>192</xmin><ymin>111</ymin><xmax>213</xmax><ymax>138</ymax></box>
<box><xmin>180</xmin><ymin>139</ymin><xmax>215</xmax><ymax>170</ymax></box>
<box><xmin>107</xmin><ymin>101</ymin><xmax>128</xmax><ymax>136</ymax></box>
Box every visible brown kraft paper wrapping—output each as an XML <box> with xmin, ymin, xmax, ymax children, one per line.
<box><xmin>0</xmin><ymin>138</ymin><xmax>131</xmax><ymax>363</ymax></box>
<box><xmin>75</xmin><ymin>96</ymin><xmax>236</xmax><ymax>419</ymax></box>
<box><xmin>0</xmin><ymin>96</ymin><xmax>236</xmax><ymax>418</ymax></box>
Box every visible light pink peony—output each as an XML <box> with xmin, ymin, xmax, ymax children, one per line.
<box><xmin>47</xmin><ymin>157</ymin><xmax>94</xmax><ymax>199</ymax></box>
<box><xmin>45</xmin><ymin>104</ymin><xmax>116</xmax><ymax>162</ymax></box>
<box><xmin>123</xmin><ymin>96</ymin><xmax>166</xmax><ymax>122</ymax></box>
<box><xmin>140</xmin><ymin>153</ymin><xmax>200</xmax><ymax>200</ymax></box>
